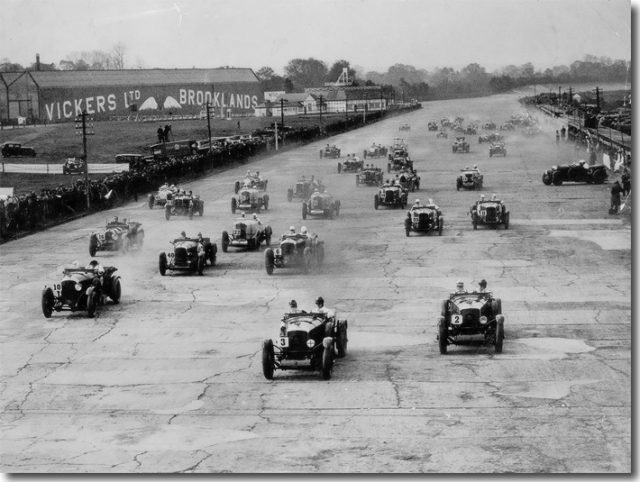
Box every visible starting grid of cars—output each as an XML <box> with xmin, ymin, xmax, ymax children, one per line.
<box><xmin>40</xmin><ymin>113</ymin><xmax>607</xmax><ymax>380</ymax></box>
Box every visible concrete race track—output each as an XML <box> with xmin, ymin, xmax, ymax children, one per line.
<box><xmin>0</xmin><ymin>92</ymin><xmax>631</xmax><ymax>473</ymax></box>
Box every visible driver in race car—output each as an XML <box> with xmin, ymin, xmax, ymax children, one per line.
<box><xmin>85</xmin><ymin>259</ymin><xmax>104</xmax><ymax>275</ymax></box>
<box><xmin>313</xmin><ymin>296</ymin><xmax>335</xmax><ymax>318</ymax></box>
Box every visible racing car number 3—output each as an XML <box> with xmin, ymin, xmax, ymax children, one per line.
<box><xmin>278</xmin><ymin>337</ymin><xmax>289</xmax><ymax>347</ymax></box>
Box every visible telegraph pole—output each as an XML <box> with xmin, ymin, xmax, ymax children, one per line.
<box><xmin>280</xmin><ymin>98</ymin><xmax>285</xmax><ymax>147</ymax></box>
<box><xmin>318</xmin><ymin>95</ymin><xmax>323</xmax><ymax>124</ymax></box>
<box><xmin>206</xmin><ymin>100</ymin><xmax>212</xmax><ymax>153</ymax></box>
<box><xmin>594</xmin><ymin>86</ymin><xmax>601</xmax><ymax>113</ymax></box>
<box><xmin>75</xmin><ymin>110</ymin><xmax>94</xmax><ymax>209</ymax></box>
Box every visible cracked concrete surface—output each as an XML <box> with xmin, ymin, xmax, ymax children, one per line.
<box><xmin>0</xmin><ymin>91</ymin><xmax>630</xmax><ymax>473</ymax></box>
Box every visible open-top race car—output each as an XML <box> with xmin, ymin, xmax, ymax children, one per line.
<box><xmin>363</xmin><ymin>144</ymin><xmax>388</xmax><ymax>159</ymax></box>
<box><xmin>457</xmin><ymin>167</ymin><xmax>483</xmax><ymax>190</ymax></box>
<box><xmin>452</xmin><ymin>136</ymin><xmax>470</xmax><ymax>153</ymax></box>
<box><xmin>320</xmin><ymin>144</ymin><xmax>341</xmax><ymax>159</ymax></box>
<box><xmin>41</xmin><ymin>261</ymin><xmax>121</xmax><ymax>318</ymax></box>
<box><xmin>389</xmin><ymin>138</ymin><xmax>408</xmax><ymax>159</ymax></box>
<box><xmin>235</xmin><ymin>172</ymin><xmax>268</xmax><ymax>193</ymax></box>
<box><xmin>89</xmin><ymin>217</ymin><xmax>144</xmax><ymax>256</ymax></box>
<box><xmin>148</xmin><ymin>183</ymin><xmax>177</xmax><ymax>209</ymax></box>
<box><xmin>374</xmin><ymin>182</ymin><xmax>408</xmax><ymax>209</ymax></box>
<box><xmin>399</xmin><ymin>123</ymin><xmax>411</xmax><ymax>131</ymax></box>
<box><xmin>483</xmin><ymin>121</ymin><xmax>497</xmax><ymax>130</ymax></box>
<box><xmin>436</xmin><ymin>130</ymin><xmax>449</xmax><ymax>139</ymax></box>
<box><xmin>262</xmin><ymin>310</ymin><xmax>348</xmax><ymax>380</ymax></box>
<box><xmin>470</xmin><ymin>195</ymin><xmax>509</xmax><ymax>229</ymax></box>
<box><xmin>356</xmin><ymin>166</ymin><xmax>384</xmax><ymax>186</ymax></box>
<box><xmin>62</xmin><ymin>157</ymin><xmax>87</xmax><ymax>175</ymax></box>
<box><xmin>405</xmin><ymin>199</ymin><xmax>443</xmax><ymax>236</ymax></box>
<box><xmin>302</xmin><ymin>190</ymin><xmax>341</xmax><ymax>219</ymax></box>
<box><xmin>465</xmin><ymin>126</ymin><xmax>478</xmax><ymax>135</ymax></box>
<box><xmin>396</xmin><ymin>168</ymin><xmax>420</xmax><ymax>192</ymax></box>
<box><xmin>165</xmin><ymin>194</ymin><xmax>204</xmax><ymax>220</ymax></box>
<box><xmin>428</xmin><ymin>122</ymin><xmax>439</xmax><ymax>131</ymax></box>
<box><xmin>337</xmin><ymin>156</ymin><xmax>364</xmax><ymax>173</ymax></box>
<box><xmin>388</xmin><ymin>154</ymin><xmax>414</xmax><ymax>173</ymax></box>
<box><xmin>264</xmin><ymin>231</ymin><xmax>325</xmax><ymax>275</ymax></box>
<box><xmin>1</xmin><ymin>142</ymin><xmax>36</xmax><ymax>158</ymax></box>
<box><xmin>287</xmin><ymin>176</ymin><xmax>323</xmax><ymax>202</ymax></box>
<box><xmin>479</xmin><ymin>132</ymin><xmax>503</xmax><ymax>144</ymax></box>
<box><xmin>542</xmin><ymin>160</ymin><xmax>607</xmax><ymax>185</ymax></box>
<box><xmin>438</xmin><ymin>289</ymin><xmax>505</xmax><ymax>354</ymax></box>
<box><xmin>159</xmin><ymin>235</ymin><xmax>217</xmax><ymax>275</ymax></box>
<box><xmin>489</xmin><ymin>142</ymin><xmax>507</xmax><ymax>157</ymax></box>
<box><xmin>232</xmin><ymin>187</ymin><xmax>269</xmax><ymax>213</ymax></box>
<box><xmin>222</xmin><ymin>215</ymin><xmax>272</xmax><ymax>252</ymax></box>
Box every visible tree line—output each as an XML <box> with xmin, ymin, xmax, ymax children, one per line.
<box><xmin>1</xmin><ymin>50</ymin><xmax>629</xmax><ymax>102</ymax></box>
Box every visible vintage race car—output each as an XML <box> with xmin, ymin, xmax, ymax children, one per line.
<box><xmin>388</xmin><ymin>138</ymin><xmax>408</xmax><ymax>159</ymax></box>
<box><xmin>159</xmin><ymin>236</ymin><xmax>217</xmax><ymax>275</ymax></box>
<box><xmin>221</xmin><ymin>216</ymin><xmax>273</xmax><ymax>252</ymax></box>
<box><xmin>483</xmin><ymin>121</ymin><xmax>497</xmax><ymax>130</ymax></box>
<box><xmin>465</xmin><ymin>126</ymin><xmax>478</xmax><ymax>135</ymax></box>
<box><xmin>262</xmin><ymin>311</ymin><xmax>348</xmax><ymax>380</ymax></box>
<box><xmin>387</xmin><ymin>155</ymin><xmax>414</xmax><ymax>173</ymax></box>
<box><xmin>264</xmin><ymin>233</ymin><xmax>325</xmax><ymax>275</ymax></box>
<box><xmin>302</xmin><ymin>191</ymin><xmax>341</xmax><ymax>219</ymax></box>
<box><xmin>542</xmin><ymin>161</ymin><xmax>607</xmax><ymax>185</ymax></box>
<box><xmin>440</xmin><ymin>118</ymin><xmax>451</xmax><ymax>127</ymax></box>
<box><xmin>479</xmin><ymin>132</ymin><xmax>503</xmax><ymax>144</ymax></box>
<box><xmin>428</xmin><ymin>122</ymin><xmax>439</xmax><ymax>131</ymax></box>
<box><xmin>287</xmin><ymin>177</ymin><xmax>324</xmax><ymax>202</ymax></box>
<box><xmin>396</xmin><ymin>169</ymin><xmax>420</xmax><ymax>192</ymax></box>
<box><xmin>489</xmin><ymin>142</ymin><xmax>507</xmax><ymax>157</ymax></box>
<box><xmin>337</xmin><ymin>157</ymin><xmax>364</xmax><ymax>173</ymax></box>
<box><xmin>374</xmin><ymin>184</ymin><xmax>408</xmax><ymax>209</ymax></box>
<box><xmin>457</xmin><ymin>168</ymin><xmax>483</xmax><ymax>190</ymax></box>
<box><xmin>356</xmin><ymin>167</ymin><xmax>384</xmax><ymax>186</ymax></box>
<box><xmin>438</xmin><ymin>291</ymin><xmax>504</xmax><ymax>354</ymax></box>
<box><xmin>62</xmin><ymin>157</ymin><xmax>86</xmax><ymax>175</ymax></box>
<box><xmin>405</xmin><ymin>202</ymin><xmax>443</xmax><ymax>236</ymax></box>
<box><xmin>1</xmin><ymin>142</ymin><xmax>36</xmax><ymax>158</ymax></box>
<box><xmin>436</xmin><ymin>130</ymin><xmax>449</xmax><ymax>139</ymax></box>
<box><xmin>41</xmin><ymin>264</ymin><xmax>121</xmax><ymax>318</ymax></box>
<box><xmin>232</xmin><ymin>187</ymin><xmax>269</xmax><ymax>213</ymax></box>
<box><xmin>148</xmin><ymin>184</ymin><xmax>177</xmax><ymax>209</ymax></box>
<box><xmin>235</xmin><ymin>175</ymin><xmax>268</xmax><ymax>194</ymax></box>
<box><xmin>320</xmin><ymin>145</ymin><xmax>341</xmax><ymax>159</ymax></box>
<box><xmin>363</xmin><ymin>144</ymin><xmax>388</xmax><ymax>158</ymax></box>
<box><xmin>89</xmin><ymin>218</ymin><xmax>144</xmax><ymax>256</ymax></box>
<box><xmin>165</xmin><ymin>195</ymin><xmax>204</xmax><ymax>220</ymax></box>
<box><xmin>452</xmin><ymin>136</ymin><xmax>470</xmax><ymax>153</ymax></box>
<box><xmin>399</xmin><ymin>123</ymin><xmax>411</xmax><ymax>131</ymax></box>
<box><xmin>470</xmin><ymin>198</ymin><xmax>510</xmax><ymax>229</ymax></box>
<box><xmin>499</xmin><ymin>122</ymin><xmax>515</xmax><ymax>131</ymax></box>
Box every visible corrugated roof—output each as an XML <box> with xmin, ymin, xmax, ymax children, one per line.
<box><xmin>4</xmin><ymin>68</ymin><xmax>259</xmax><ymax>89</ymax></box>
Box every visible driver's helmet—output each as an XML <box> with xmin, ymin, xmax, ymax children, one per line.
<box><xmin>289</xmin><ymin>299</ymin><xmax>297</xmax><ymax>309</ymax></box>
<box><xmin>491</xmin><ymin>193</ymin><xmax>497</xmax><ymax>201</ymax></box>
<box><xmin>480</xmin><ymin>195</ymin><xmax>486</xmax><ymax>201</ymax></box>
<box><xmin>456</xmin><ymin>281</ymin><xmax>464</xmax><ymax>291</ymax></box>
<box><xmin>89</xmin><ymin>260</ymin><xmax>99</xmax><ymax>267</ymax></box>
<box><xmin>289</xmin><ymin>225</ymin><xmax>296</xmax><ymax>234</ymax></box>
<box><xmin>315</xmin><ymin>296</ymin><xmax>324</xmax><ymax>307</ymax></box>
<box><xmin>252</xmin><ymin>213</ymin><xmax>258</xmax><ymax>220</ymax></box>
<box><xmin>473</xmin><ymin>164</ymin><xmax>478</xmax><ymax>169</ymax></box>
<box><xmin>413</xmin><ymin>199</ymin><xmax>421</xmax><ymax>206</ymax></box>
<box><xmin>180</xmin><ymin>231</ymin><xmax>186</xmax><ymax>238</ymax></box>
<box><xmin>300</xmin><ymin>226</ymin><xmax>308</xmax><ymax>235</ymax></box>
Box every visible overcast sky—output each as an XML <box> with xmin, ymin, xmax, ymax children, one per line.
<box><xmin>2</xmin><ymin>0</ymin><xmax>632</xmax><ymax>74</ymax></box>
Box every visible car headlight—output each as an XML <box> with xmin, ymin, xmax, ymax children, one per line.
<box><xmin>306</xmin><ymin>339</ymin><xmax>315</xmax><ymax>348</ymax></box>
<box><xmin>75</xmin><ymin>283</ymin><xmax>82</xmax><ymax>291</ymax></box>
<box><xmin>479</xmin><ymin>316</ymin><xmax>488</xmax><ymax>325</ymax></box>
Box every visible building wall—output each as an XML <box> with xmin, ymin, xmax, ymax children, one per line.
<box><xmin>36</xmin><ymin>82</ymin><xmax>262</xmax><ymax>122</ymax></box>
<box><xmin>1</xmin><ymin>72</ymin><xmax>263</xmax><ymax>123</ymax></box>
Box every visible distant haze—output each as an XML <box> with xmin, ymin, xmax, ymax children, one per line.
<box><xmin>1</xmin><ymin>0</ymin><xmax>631</xmax><ymax>73</ymax></box>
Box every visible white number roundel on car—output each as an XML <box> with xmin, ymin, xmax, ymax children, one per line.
<box><xmin>452</xmin><ymin>314</ymin><xmax>463</xmax><ymax>325</ymax></box>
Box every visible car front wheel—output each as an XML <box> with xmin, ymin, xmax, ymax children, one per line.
<box><xmin>262</xmin><ymin>339</ymin><xmax>275</xmax><ymax>380</ymax></box>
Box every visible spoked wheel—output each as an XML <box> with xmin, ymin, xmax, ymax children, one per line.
<box><xmin>321</xmin><ymin>339</ymin><xmax>334</xmax><ymax>380</ymax></box>
<box><xmin>494</xmin><ymin>316</ymin><xmax>504</xmax><ymax>354</ymax></box>
<box><xmin>87</xmin><ymin>291</ymin><xmax>97</xmax><ymax>318</ymax></box>
<box><xmin>222</xmin><ymin>231</ymin><xmax>230</xmax><ymax>252</ymax></box>
<box><xmin>41</xmin><ymin>288</ymin><xmax>54</xmax><ymax>318</ymax></box>
<box><xmin>438</xmin><ymin>320</ymin><xmax>448</xmax><ymax>354</ymax></box>
<box><xmin>265</xmin><ymin>248</ymin><xmax>275</xmax><ymax>275</ymax></box>
<box><xmin>111</xmin><ymin>278</ymin><xmax>121</xmax><ymax>304</ymax></box>
<box><xmin>159</xmin><ymin>253</ymin><xmax>167</xmax><ymax>276</ymax></box>
<box><xmin>336</xmin><ymin>320</ymin><xmax>348</xmax><ymax>358</ymax></box>
<box><xmin>262</xmin><ymin>339</ymin><xmax>275</xmax><ymax>380</ymax></box>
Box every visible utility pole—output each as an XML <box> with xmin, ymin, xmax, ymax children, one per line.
<box><xmin>318</xmin><ymin>95</ymin><xmax>323</xmax><ymax>124</ymax></box>
<box><xmin>594</xmin><ymin>86</ymin><xmax>601</xmax><ymax>113</ymax></box>
<box><xmin>363</xmin><ymin>92</ymin><xmax>368</xmax><ymax>123</ymax></box>
<box><xmin>280</xmin><ymin>98</ymin><xmax>285</xmax><ymax>147</ymax></box>
<box><xmin>206</xmin><ymin>101</ymin><xmax>212</xmax><ymax>152</ymax></box>
<box><xmin>75</xmin><ymin>110</ymin><xmax>94</xmax><ymax>209</ymax></box>
<box><xmin>274</xmin><ymin>121</ymin><xmax>279</xmax><ymax>151</ymax></box>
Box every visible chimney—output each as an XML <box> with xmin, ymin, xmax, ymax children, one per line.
<box><xmin>36</xmin><ymin>53</ymin><xmax>40</xmax><ymax>71</ymax></box>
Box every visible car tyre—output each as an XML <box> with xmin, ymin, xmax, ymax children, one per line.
<box><xmin>552</xmin><ymin>171</ymin><xmax>563</xmax><ymax>186</ymax></box>
<box><xmin>504</xmin><ymin>212</ymin><xmax>510</xmax><ymax>230</ymax></box>
<box><xmin>262</xmin><ymin>339</ymin><xmax>275</xmax><ymax>380</ymax></box>
<box><xmin>438</xmin><ymin>216</ymin><xmax>444</xmax><ymax>236</ymax></box>
<box><xmin>165</xmin><ymin>206</ymin><xmax>171</xmax><ymax>221</ymax></box>
<box><xmin>111</xmin><ymin>278</ymin><xmax>121</xmax><ymax>304</ymax></box>
<box><xmin>374</xmin><ymin>194</ymin><xmax>379</xmax><ymax>210</ymax></box>
<box><xmin>337</xmin><ymin>163</ymin><xmax>342</xmax><ymax>174</ymax></box>
<box><xmin>148</xmin><ymin>195</ymin><xmax>154</xmax><ymax>209</ymax></box>
<box><xmin>302</xmin><ymin>202</ymin><xmax>307</xmax><ymax>220</ymax></box>
<box><xmin>265</xmin><ymin>248</ymin><xmax>275</xmax><ymax>275</ymax></box>
<box><xmin>336</xmin><ymin>320</ymin><xmax>348</xmax><ymax>358</ymax></box>
<box><xmin>159</xmin><ymin>253</ymin><xmax>167</xmax><ymax>276</ymax></box>
<box><xmin>494</xmin><ymin>315</ymin><xmax>504</xmax><ymax>354</ymax></box>
<box><xmin>231</xmin><ymin>198</ymin><xmax>237</xmax><ymax>214</ymax></box>
<box><xmin>41</xmin><ymin>288</ymin><xmax>54</xmax><ymax>318</ymax></box>
<box><xmin>89</xmin><ymin>234</ymin><xmax>98</xmax><ymax>256</ymax></box>
<box><xmin>87</xmin><ymin>291</ymin><xmax>97</xmax><ymax>318</ymax></box>
<box><xmin>234</xmin><ymin>181</ymin><xmax>240</xmax><ymax>194</ymax></box>
<box><xmin>221</xmin><ymin>231</ymin><xmax>229</xmax><ymax>252</ymax></box>
<box><xmin>438</xmin><ymin>319</ymin><xmax>448</xmax><ymax>354</ymax></box>
<box><xmin>321</xmin><ymin>339</ymin><xmax>334</xmax><ymax>380</ymax></box>
<box><xmin>287</xmin><ymin>189</ymin><xmax>293</xmax><ymax>202</ymax></box>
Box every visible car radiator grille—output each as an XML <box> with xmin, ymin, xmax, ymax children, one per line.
<box><xmin>61</xmin><ymin>280</ymin><xmax>80</xmax><ymax>302</ymax></box>
<box><xmin>175</xmin><ymin>247</ymin><xmax>188</xmax><ymax>265</ymax></box>
<box><xmin>288</xmin><ymin>331</ymin><xmax>308</xmax><ymax>352</ymax></box>
<box><xmin>485</xmin><ymin>207</ymin><xmax>497</xmax><ymax>222</ymax></box>
<box><xmin>417</xmin><ymin>213</ymin><xmax>430</xmax><ymax>229</ymax></box>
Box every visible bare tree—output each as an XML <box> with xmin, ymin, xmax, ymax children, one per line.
<box><xmin>112</xmin><ymin>43</ymin><xmax>126</xmax><ymax>70</ymax></box>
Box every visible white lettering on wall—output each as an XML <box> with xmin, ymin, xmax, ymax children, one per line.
<box><xmin>107</xmin><ymin>94</ymin><xmax>116</xmax><ymax>111</ymax></box>
<box><xmin>62</xmin><ymin>101</ymin><xmax>72</xmax><ymax>118</ymax></box>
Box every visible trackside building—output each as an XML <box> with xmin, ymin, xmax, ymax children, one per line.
<box><xmin>0</xmin><ymin>68</ymin><xmax>262</xmax><ymax>123</ymax></box>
